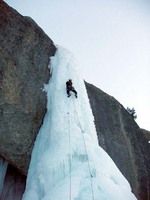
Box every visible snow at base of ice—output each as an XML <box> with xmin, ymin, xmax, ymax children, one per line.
<box><xmin>23</xmin><ymin>47</ymin><xmax>136</xmax><ymax>200</ymax></box>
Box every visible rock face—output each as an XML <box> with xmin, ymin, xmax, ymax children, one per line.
<box><xmin>0</xmin><ymin>1</ymin><xmax>56</xmax><ymax>175</ymax></box>
<box><xmin>0</xmin><ymin>1</ymin><xmax>149</xmax><ymax>200</ymax></box>
<box><xmin>85</xmin><ymin>82</ymin><xmax>150</xmax><ymax>200</ymax></box>
<box><xmin>141</xmin><ymin>129</ymin><xmax>150</xmax><ymax>142</ymax></box>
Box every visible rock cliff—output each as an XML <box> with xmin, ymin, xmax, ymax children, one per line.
<box><xmin>0</xmin><ymin>1</ymin><xmax>149</xmax><ymax>200</ymax></box>
<box><xmin>86</xmin><ymin>82</ymin><xmax>150</xmax><ymax>200</ymax></box>
<box><xmin>0</xmin><ymin>1</ymin><xmax>56</xmax><ymax>175</ymax></box>
<box><xmin>141</xmin><ymin>129</ymin><xmax>150</xmax><ymax>142</ymax></box>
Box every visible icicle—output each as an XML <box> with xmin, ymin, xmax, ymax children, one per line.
<box><xmin>0</xmin><ymin>157</ymin><xmax>8</xmax><ymax>196</ymax></box>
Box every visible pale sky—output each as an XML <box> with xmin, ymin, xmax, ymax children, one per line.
<box><xmin>5</xmin><ymin>0</ymin><xmax>150</xmax><ymax>130</ymax></box>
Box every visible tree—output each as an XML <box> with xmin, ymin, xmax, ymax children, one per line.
<box><xmin>127</xmin><ymin>107</ymin><xmax>137</xmax><ymax>119</ymax></box>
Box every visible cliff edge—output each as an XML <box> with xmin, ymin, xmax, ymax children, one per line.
<box><xmin>0</xmin><ymin>1</ymin><xmax>56</xmax><ymax>174</ymax></box>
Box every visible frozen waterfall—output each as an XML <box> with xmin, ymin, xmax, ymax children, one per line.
<box><xmin>23</xmin><ymin>47</ymin><xmax>136</xmax><ymax>200</ymax></box>
<box><xmin>0</xmin><ymin>158</ymin><xmax>8</xmax><ymax>197</ymax></box>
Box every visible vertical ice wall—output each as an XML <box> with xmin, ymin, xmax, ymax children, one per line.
<box><xmin>23</xmin><ymin>47</ymin><xmax>136</xmax><ymax>200</ymax></box>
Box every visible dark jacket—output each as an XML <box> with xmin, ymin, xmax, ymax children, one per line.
<box><xmin>66</xmin><ymin>80</ymin><xmax>73</xmax><ymax>90</ymax></box>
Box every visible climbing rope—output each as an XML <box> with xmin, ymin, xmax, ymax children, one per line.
<box><xmin>67</xmin><ymin>108</ymin><xmax>72</xmax><ymax>200</ymax></box>
<box><xmin>73</xmin><ymin>100</ymin><xmax>84</xmax><ymax>133</ymax></box>
<box><xmin>72</xmin><ymin>98</ymin><xmax>95</xmax><ymax>200</ymax></box>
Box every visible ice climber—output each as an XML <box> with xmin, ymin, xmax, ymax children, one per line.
<box><xmin>66</xmin><ymin>79</ymin><xmax>77</xmax><ymax>98</ymax></box>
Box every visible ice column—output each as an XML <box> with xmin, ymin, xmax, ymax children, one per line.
<box><xmin>0</xmin><ymin>157</ymin><xmax>8</xmax><ymax>196</ymax></box>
